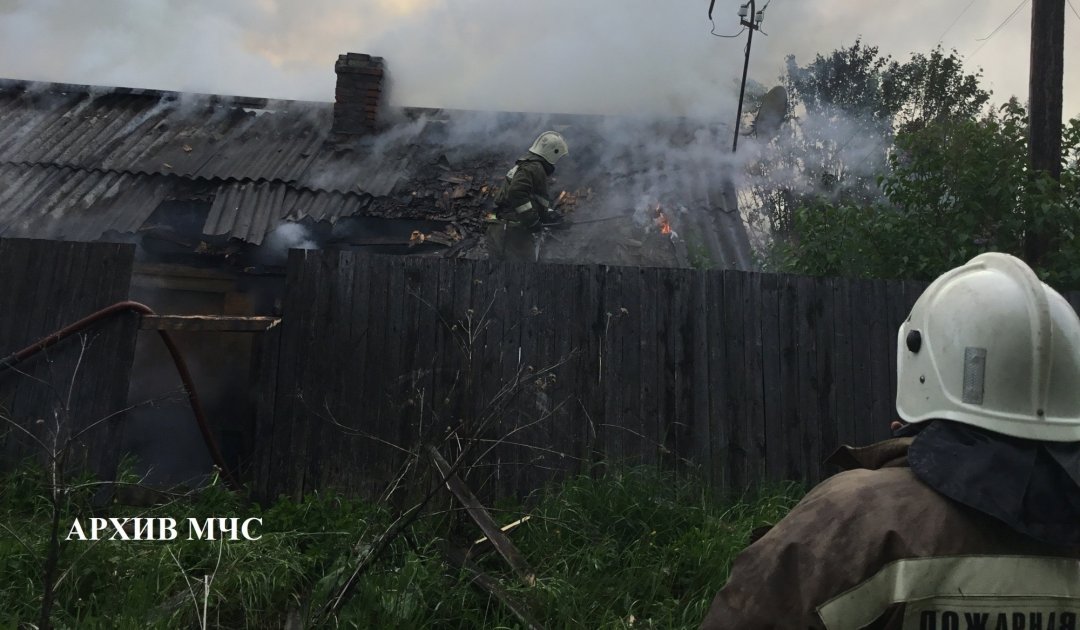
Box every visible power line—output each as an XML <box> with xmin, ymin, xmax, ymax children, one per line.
<box><xmin>1068</xmin><ymin>0</ymin><xmax>1080</xmax><ymax>22</ymax></box>
<box><xmin>710</xmin><ymin>20</ymin><xmax>747</xmax><ymax>38</ymax></box>
<box><xmin>936</xmin><ymin>0</ymin><xmax>979</xmax><ymax>44</ymax></box>
<box><xmin>976</xmin><ymin>0</ymin><xmax>1029</xmax><ymax>40</ymax></box>
<box><xmin>970</xmin><ymin>0</ymin><xmax>1030</xmax><ymax>58</ymax></box>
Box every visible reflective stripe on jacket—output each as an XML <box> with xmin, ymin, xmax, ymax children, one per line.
<box><xmin>700</xmin><ymin>438</ymin><xmax>1080</xmax><ymax>629</ymax></box>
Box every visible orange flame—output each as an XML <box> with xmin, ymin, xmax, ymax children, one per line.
<box><xmin>654</xmin><ymin>203</ymin><xmax>672</xmax><ymax>235</ymax></box>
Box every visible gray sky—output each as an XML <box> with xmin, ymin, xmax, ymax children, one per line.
<box><xmin>0</xmin><ymin>0</ymin><xmax>1077</xmax><ymax>119</ymax></box>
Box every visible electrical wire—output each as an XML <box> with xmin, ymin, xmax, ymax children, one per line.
<box><xmin>936</xmin><ymin>0</ymin><xmax>978</xmax><ymax>44</ymax></box>
<box><xmin>970</xmin><ymin>0</ymin><xmax>1030</xmax><ymax>58</ymax></box>
<box><xmin>709</xmin><ymin>0</ymin><xmax>769</xmax><ymax>37</ymax></box>
<box><xmin>975</xmin><ymin>0</ymin><xmax>1029</xmax><ymax>41</ymax></box>
<box><xmin>1068</xmin><ymin>0</ymin><xmax>1080</xmax><ymax>22</ymax></box>
<box><xmin>710</xmin><ymin>20</ymin><xmax>747</xmax><ymax>38</ymax></box>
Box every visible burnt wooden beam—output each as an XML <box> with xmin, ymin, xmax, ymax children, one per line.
<box><xmin>139</xmin><ymin>315</ymin><xmax>281</xmax><ymax>332</ymax></box>
<box><xmin>426</xmin><ymin>445</ymin><xmax>536</xmax><ymax>586</ymax></box>
<box><xmin>444</xmin><ymin>547</ymin><xmax>546</xmax><ymax>630</ymax></box>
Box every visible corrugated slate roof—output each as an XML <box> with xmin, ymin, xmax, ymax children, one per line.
<box><xmin>0</xmin><ymin>78</ymin><xmax>754</xmax><ymax>269</ymax></box>
<box><xmin>0</xmin><ymin>163</ymin><xmax>170</xmax><ymax>240</ymax></box>
<box><xmin>205</xmin><ymin>181</ymin><xmax>372</xmax><ymax>244</ymax></box>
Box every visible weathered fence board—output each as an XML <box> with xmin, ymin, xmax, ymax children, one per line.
<box><xmin>0</xmin><ymin>239</ymin><xmax>138</xmax><ymax>480</ymax></box>
<box><xmin>257</xmin><ymin>252</ymin><xmax>1000</xmax><ymax>501</ymax></box>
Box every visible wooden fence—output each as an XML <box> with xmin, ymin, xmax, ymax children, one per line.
<box><xmin>253</xmin><ymin>251</ymin><xmax>964</xmax><ymax>501</ymax></box>
<box><xmin>0</xmin><ymin>239</ymin><xmax>139</xmax><ymax>479</ymax></box>
<box><xmin>5</xmin><ymin>239</ymin><xmax>1076</xmax><ymax>501</ymax></box>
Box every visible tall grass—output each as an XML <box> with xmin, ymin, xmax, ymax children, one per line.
<box><xmin>0</xmin><ymin>463</ymin><xmax>802</xmax><ymax>628</ymax></box>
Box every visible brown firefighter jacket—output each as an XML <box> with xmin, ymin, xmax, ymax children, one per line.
<box><xmin>496</xmin><ymin>155</ymin><xmax>552</xmax><ymax>229</ymax></box>
<box><xmin>700</xmin><ymin>439</ymin><xmax>1080</xmax><ymax>630</ymax></box>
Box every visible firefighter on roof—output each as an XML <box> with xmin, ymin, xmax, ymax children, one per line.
<box><xmin>701</xmin><ymin>252</ymin><xmax>1080</xmax><ymax>629</ymax></box>
<box><xmin>487</xmin><ymin>131</ymin><xmax>568</xmax><ymax>261</ymax></box>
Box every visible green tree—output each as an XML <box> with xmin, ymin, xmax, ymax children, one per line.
<box><xmin>771</xmin><ymin>101</ymin><xmax>1080</xmax><ymax>288</ymax></box>
<box><xmin>743</xmin><ymin>41</ymin><xmax>990</xmax><ymax>239</ymax></box>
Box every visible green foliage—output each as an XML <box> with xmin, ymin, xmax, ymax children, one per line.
<box><xmin>0</xmin><ymin>463</ymin><xmax>388</xmax><ymax>628</ymax></box>
<box><xmin>770</xmin><ymin>101</ymin><xmax>1080</xmax><ymax>288</ymax></box>
<box><xmin>499</xmin><ymin>469</ymin><xmax>802</xmax><ymax>628</ymax></box>
<box><xmin>744</xmin><ymin>40</ymin><xmax>991</xmax><ymax>239</ymax></box>
<box><xmin>0</xmin><ymin>462</ymin><xmax>802</xmax><ymax>629</ymax></box>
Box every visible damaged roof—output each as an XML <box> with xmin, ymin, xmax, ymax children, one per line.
<box><xmin>0</xmin><ymin>77</ymin><xmax>753</xmax><ymax>269</ymax></box>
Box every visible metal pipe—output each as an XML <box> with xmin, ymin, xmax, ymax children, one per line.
<box><xmin>0</xmin><ymin>300</ymin><xmax>241</xmax><ymax>490</ymax></box>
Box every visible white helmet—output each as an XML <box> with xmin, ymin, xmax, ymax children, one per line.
<box><xmin>528</xmin><ymin>131</ymin><xmax>568</xmax><ymax>166</ymax></box>
<box><xmin>897</xmin><ymin>252</ymin><xmax>1080</xmax><ymax>441</ymax></box>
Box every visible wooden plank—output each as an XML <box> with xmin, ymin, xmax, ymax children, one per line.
<box><xmin>73</xmin><ymin>242</ymin><xmax>129</xmax><ymax>479</ymax></box>
<box><xmin>673</xmin><ymin>268</ymin><xmax>695</xmax><ymax>472</ymax></box>
<box><xmin>534</xmin><ymin>263</ymin><xmax>564</xmax><ymax>484</ymax></box>
<box><xmin>250</xmin><ymin>323</ymin><xmax>282</xmax><ymax>500</ymax></box>
<box><xmin>795</xmin><ymin>275</ymin><xmax>822</xmax><ymax>484</ymax></box>
<box><xmin>637</xmin><ymin>267</ymin><xmax>659</xmax><ymax>468</ymax></box>
<box><xmin>427</xmin><ymin>444</ymin><xmax>537</xmax><ymax>585</ymax></box>
<box><xmin>381</xmin><ymin>257</ymin><xmax>410</xmax><ymax>490</ymax></box>
<box><xmin>704</xmin><ymin>269</ymin><xmax>728</xmax><ymax>493</ymax></box>
<box><xmin>722</xmin><ymin>270</ymin><xmax>747</xmax><ymax>492</ymax></box>
<box><xmin>537</xmin><ymin>262</ymin><xmax>571</xmax><ymax>491</ymax></box>
<box><xmin>498</xmin><ymin>260</ymin><xmax>527</xmax><ymax>497</ymax></box>
<box><xmin>47</xmin><ymin>242</ymin><xmax>88</xmax><ymax>468</ymax></box>
<box><xmin>341</xmin><ymin>254</ymin><xmax>374</xmax><ymax>494</ymax></box>
<box><xmin>581</xmin><ymin>264</ymin><xmax>605</xmax><ymax>473</ymax></box>
<box><xmin>868</xmin><ymin>280</ymin><xmax>893</xmax><ymax>444</ymax></box>
<box><xmin>8</xmin><ymin>239</ymin><xmax>60</xmax><ymax>457</ymax></box>
<box><xmin>689</xmin><ymin>270</ymin><xmax>711</xmax><ymax>480</ymax></box>
<box><xmin>138</xmin><ymin>315</ymin><xmax>281</xmax><ymax>332</ymax></box>
<box><xmin>473</xmin><ymin>257</ymin><xmax>510</xmax><ymax>497</ymax></box>
<box><xmin>885</xmin><ymin>279</ymin><xmax>909</xmax><ymax>438</ymax></box>
<box><xmin>517</xmin><ymin>257</ymin><xmax>547</xmax><ymax>495</ymax></box>
<box><xmin>759</xmin><ymin>272</ymin><xmax>784</xmax><ymax>482</ymax></box>
<box><xmin>268</xmin><ymin>249</ymin><xmax>315</xmax><ymax>498</ymax></box>
<box><xmin>394</xmin><ymin>256</ymin><xmax>426</xmax><ymax>493</ymax></box>
<box><xmin>742</xmin><ymin>271</ymin><xmax>766</xmax><ymax>486</ymax></box>
<box><xmin>363</xmin><ymin>254</ymin><xmax>394</xmax><ymax>494</ymax></box>
<box><xmin>830</xmin><ymin>278</ymin><xmax>856</xmax><ymax>453</ymax></box>
<box><xmin>450</xmin><ymin>259</ymin><xmax>476</xmax><ymax>432</ymax></box>
<box><xmin>300</xmin><ymin>250</ymin><xmax>338</xmax><ymax>495</ymax></box>
<box><xmin>444</xmin><ymin>548</ymin><xmax>546</xmax><ymax>630</ymax></box>
<box><xmin>0</xmin><ymin>240</ymin><xmax>30</xmax><ymax>465</ymax></box>
<box><xmin>777</xmin><ymin>274</ymin><xmax>801</xmax><ymax>481</ymax></box>
<box><xmin>848</xmin><ymin>278</ymin><xmax>874</xmax><ymax>448</ymax></box>
<box><xmin>13</xmin><ymin>240</ymin><xmax>65</xmax><ymax>459</ymax></box>
<box><xmin>618</xmin><ymin>266</ymin><xmax>642</xmax><ymax>468</ymax></box>
<box><xmin>33</xmin><ymin>242</ymin><xmax>84</xmax><ymax>467</ymax></box>
<box><xmin>814</xmin><ymin>277</ymin><xmax>837</xmax><ymax>482</ymax></box>
<box><xmin>322</xmin><ymin>251</ymin><xmax>357</xmax><ymax>492</ymax></box>
<box><xmin>93</xmin><ymin>243</ymin><xmax>138</xmax><ymax>482</ymax></box>
<box><xmin>595</xmin><ymin>265</ymin><xmax>622</xmax><ymax>472</ymax></box>
<box><xmin>652</xmin><ymin>269</ymin><xmax>678</xmax><ymax>471</ymax></box>
<box><xmin>513</xmin><ymin>261</ymin><xmax>545</xmax><ymax>497</ymax></box>
<box><xmin>606</xmin><ymin>266</ymin><xmax>641</xmax><ymax>468</ymax></box>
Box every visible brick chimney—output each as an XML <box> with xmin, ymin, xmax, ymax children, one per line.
<box><xmin>332</xmin><ymin>53</ymin><xmax>386</xmax><ymax>136</ymax></box>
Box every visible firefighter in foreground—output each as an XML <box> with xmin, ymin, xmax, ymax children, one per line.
<box><xmin>487</xmin><ymin>131</ymin><xmax>568</xmax><ymax>261</ymax></box>
<box><xmin>701</xmin><ymin>252</ymin><xmax>1080</xmax><ymax>629</ymax></box>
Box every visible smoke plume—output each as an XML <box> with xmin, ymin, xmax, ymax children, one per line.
<box><xmin>3</xmin><ymin>1</ymin><xmax>1070</xmax><ymax>118</ymax></box>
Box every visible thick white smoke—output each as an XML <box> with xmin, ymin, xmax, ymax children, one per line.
<box><xmin>2</xmin><ymin>0</ymin><xmax>1067</xmax><ymax>117</ymax></box>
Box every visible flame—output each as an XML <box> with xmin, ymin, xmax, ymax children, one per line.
<box><xmin>654</xmin><ymin>203</ymin><xmax>672</xmax><ymax>235</ymax></box>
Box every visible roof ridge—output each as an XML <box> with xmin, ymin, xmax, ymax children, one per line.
<box><xmin>0</xmin><ymin>77</ymin><xmax>328</xmax><ymax>110</ymax></box>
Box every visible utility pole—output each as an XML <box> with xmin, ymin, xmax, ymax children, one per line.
<box><xmin>732</xmin><ymin>1</ymin><xmax>765</xmax><ymax>153</ymax></box>
<box><xmin>1029</xmin><ymin>0</ymin><xmax>1064</xmax><ymax>180</ymax></box>
<box><xmin>1025</xmin><ymin>0</ymin><xmax>1065</xmax><ymax>264</ymax></box>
